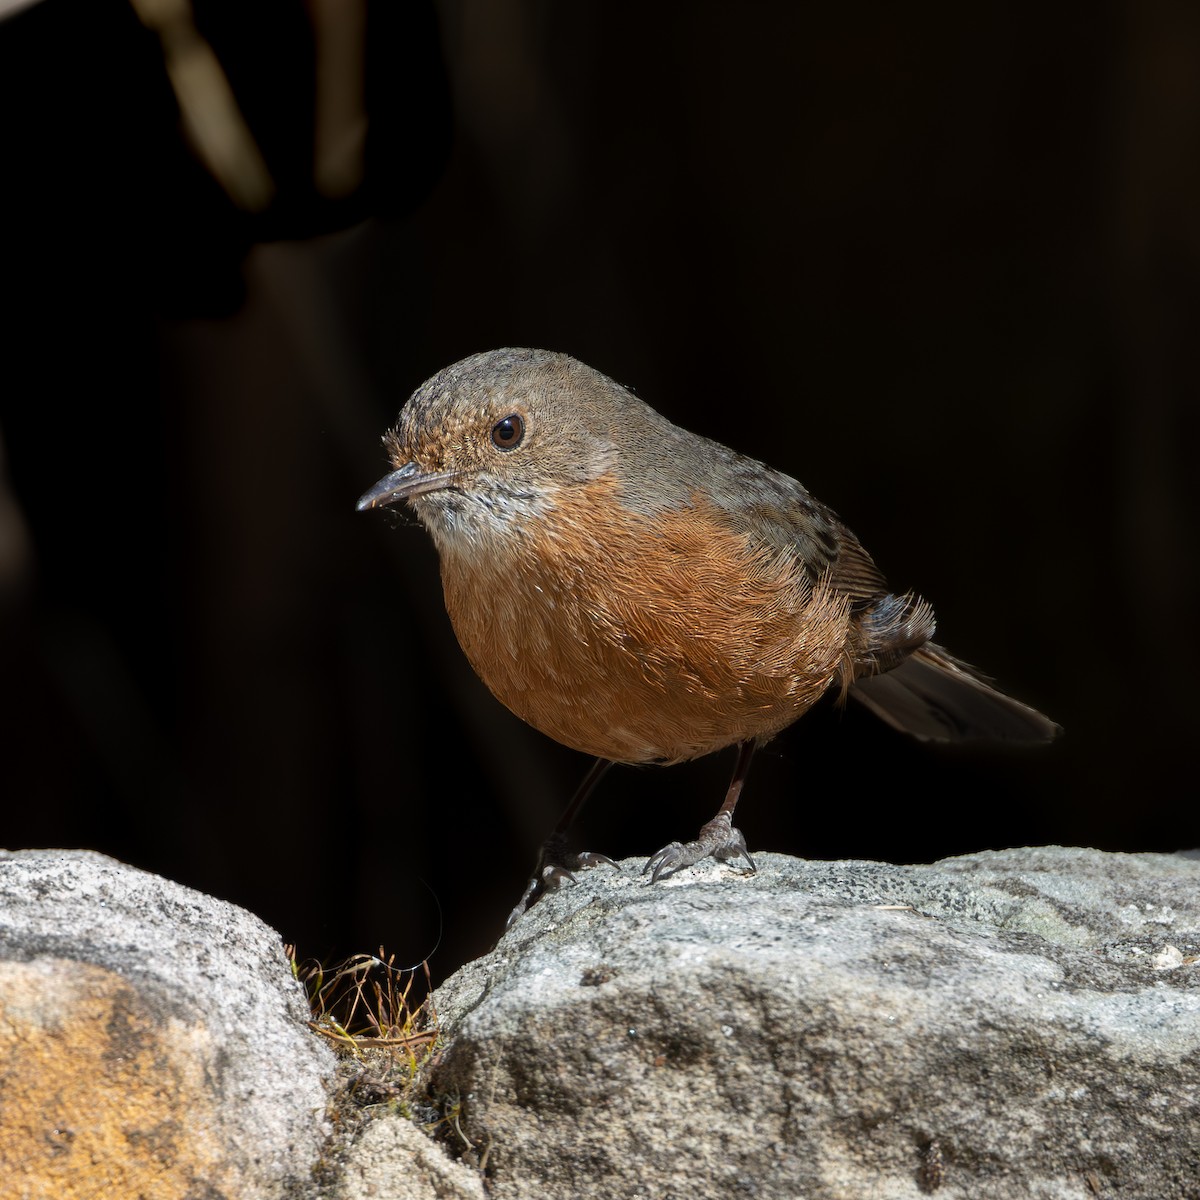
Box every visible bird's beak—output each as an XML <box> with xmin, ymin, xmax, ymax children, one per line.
<box><xmin>356</xmin><ymin>462</ymin><xmax>455</xmax><ymax>511</ymax></box>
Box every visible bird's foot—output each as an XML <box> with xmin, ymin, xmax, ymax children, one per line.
<box><xmin>506</xmin><ymin>839</ymin><xmax>617</xmax><ymax>929</ymax></box>
<box><xmin>643</xmin><ymin>812</ymin><xmax>757</xmax><ymax>884</ymax></box>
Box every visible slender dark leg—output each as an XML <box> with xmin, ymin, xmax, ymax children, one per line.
<box><xmin>643</xmin><ymin>741</ymin><xmax>758</xmax><ymax>883</ymax></box>
<box><xmin>506</xmin><ymin>757</ymin><xmax>616</xmax><ymax>928</ymax></box>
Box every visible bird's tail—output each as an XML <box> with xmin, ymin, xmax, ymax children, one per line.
<box><xmin>848</xmin><ymin>642</ymin><xmax>1060</xmax><ymax>744</ymax></box>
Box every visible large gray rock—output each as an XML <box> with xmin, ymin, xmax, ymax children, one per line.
<box><xmin>426</xmin><ymin>847</ymin><xmax>1200</xmax><ymax>1200</ymax></box>
<box><xmin>0</xmin><ymin>849</ymin><xmax>337</xmax><ymax>1199</ymax></box>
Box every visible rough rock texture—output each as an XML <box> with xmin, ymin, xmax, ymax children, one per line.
<box><xmin>8</xmin><ymin>846</ymin><xmax>1197</xmax><ymax>1200</ymax></box>
<box><xmin>0</xmin><ymin>849</ymin><xmax>337</xmax><ymax>1199</ymax></box>
<box><xmin>333</xmin><ymin>1113</ymin><xmax>487</xmax><ymax>1200</ymax></box>
<box><xmin>426</xmin><ymin>847</ymin><xmax>1200</xmax><ymax>1200</ymax></box>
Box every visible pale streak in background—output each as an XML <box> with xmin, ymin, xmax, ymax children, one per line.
<box><xmin>0</xmin><ymin>428</ymin><xmax>32</xmax><ymax>606</ymax></box>
<box><xmin>128</xmin><ymin>0</ymin><xmax>275</xmax><ymax>212</ymax></box>
<box><xmin>310</xmin><ymin>0</ymin><xmax>368</xmax><ymax>199</ymax></box>
<box><xmin>0</xmin><ymin>0</ymin><xmax>43</xmax><ymax>19</ymax></box>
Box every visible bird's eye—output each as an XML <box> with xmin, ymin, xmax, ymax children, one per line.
<box><xmin>491</xmin><ymin>414</ymin><xmax>525</xmax><ymax>451</ymax></box>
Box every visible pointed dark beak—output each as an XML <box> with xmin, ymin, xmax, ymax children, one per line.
<box><xmin>356</xmin><ymin>463</ymin><xmax>456</xmax><ymax>512</ymax></box>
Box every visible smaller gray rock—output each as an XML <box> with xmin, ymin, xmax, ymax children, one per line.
<box><xmin>0</xmin><ymin>849</ymin><xmax>338</xmax><ymax>1199</ymax></box>
<box><xmin>334</xmin><ymin>1113</ymin><xmax>487</xmax><ymax>1200</ymax></box>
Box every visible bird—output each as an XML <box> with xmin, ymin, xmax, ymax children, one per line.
<box><xmin>358</xmin><ymin>348</ymin><xmax>1059</xmax><ymax>919</ymax></box>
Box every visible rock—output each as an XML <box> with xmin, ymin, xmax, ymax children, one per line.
<box><xmin>424</xmin><ymin>847</ymin><xmax>1200</xmax><ymax>1200</ymax></box>
<box><xmin>9</xmin><ymin>845</ymin><xmax>1197</xmax><ymax>1200</ymax></box>
<box><xmin>332</xmin><ymin>1112</ymin><xmax>486</xmax><ymax>1200</ymax></box>
<box><xmin>0</xmin><ymin>849</ymin><xmax>337</xmax><ymax>1199</ymax></box>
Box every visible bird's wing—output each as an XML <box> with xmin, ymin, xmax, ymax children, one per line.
<box><xmin>707</xmin><ymin>460</ymin><xmax>888</xmax><ymax>602</ymax></box>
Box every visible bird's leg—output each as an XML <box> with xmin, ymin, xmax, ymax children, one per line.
<box><xmin>644</xmin><ymin>741</ymin><xmax>758</xmax><ymax>883</ymax></box>
<box><xmin>506</xmin><ymin>757</ymin><xmax>616</xmax><ymax>928</ymax></box>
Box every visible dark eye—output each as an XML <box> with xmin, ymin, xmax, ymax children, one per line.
<box><xmin>491</xmin><ymin>413</ymin><xmax>525</xmax><ymax>451</ymax></box>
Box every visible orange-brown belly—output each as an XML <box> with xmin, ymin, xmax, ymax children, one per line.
<box><xmin>437</xmin><ymin>492</ymin><xmax>853</xmax><ymax>764</ymax></box>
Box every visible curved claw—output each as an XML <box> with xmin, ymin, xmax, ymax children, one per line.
<box><xmin>574</xmin><ymin>851</ymin><xmax>618</xmax><ymax>870</ymax></box>
<box><xmin>506</xmin><ymin>875</ymin><xmax>541</xmax><ymax>930</ymax></box>
<box><xmin>541</xmin><ymin>863</ymin><xmax>578</xmax><ymax>890</ymax></box>
<box><xmin>506</xmin><ymin>848</ymin><xmax>618</xmax><ymax>930</ymax></box>
<box><xmin>644</xmin><ymin>818</ymin><xmax>756</xmax><ymax>885</ymax></box>
<box><xmin>712</xmin><ymin>827</ymin><xmax>757</xmax><ymax>872</ymax></box>
<box><xmin>643</xmin><ymin>841</ymin><xmax>686</xmax><ymax>883</ymax></box>
<box><xmin>505</xmin><ymin>863</ymin><xmax>579</xmax><ymax>931</ymax></box>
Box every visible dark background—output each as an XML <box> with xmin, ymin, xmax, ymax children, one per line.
<box><xmin>2</xmin><ymin>0</ymin><xmax>1197</xmax><ymax>983</ymax></box>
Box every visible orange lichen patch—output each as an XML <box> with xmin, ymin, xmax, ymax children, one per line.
<box><xmin>439</xmin><ymin>473</ymin><xmax>853</xmax><ymax>763</ymax></box>
<box><xmin>0</xmin><ymin>958</ymin><xmax>232</xmax><ymax>1199</ymax></box>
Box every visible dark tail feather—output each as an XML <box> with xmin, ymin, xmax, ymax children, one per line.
<box><xmin>848</xmin><ymin>643</ymin><xmax>1060</xmax><ymax>744</ymax></box>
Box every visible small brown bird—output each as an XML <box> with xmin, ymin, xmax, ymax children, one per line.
<box><xmin>359</xmin><ymin>349</ymin><xmax>1058</xmax><ymax>915</ymax></box>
